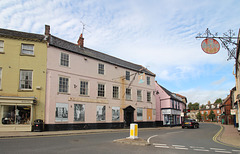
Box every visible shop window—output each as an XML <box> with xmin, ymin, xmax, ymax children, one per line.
<box><xmin>112</xmin><ymin>107</ymin><xmax>120</xmax><ymax>121</ymax></box>
<box><xmin>96</xmin><ymin>105</ymin><xmax>106</xmax><ymax>121</ymax></box>
<box><xmin>2</xmin><ymin>105</ymin><xmax>31</xmax><ymax>125</ymax></box>
<box><xmin>0</xmin><ymin>40</ymin><xmax>4</xmax><ymax>53</ymax></box>
<box><xmin>74</xmin><ymin>104</ymin><xmax>85</xmax><ymax>121</ymax></box>
<box><xmin>21</xmin><ymin>44</ymin><xmax>34</xmax><ymax>55</ymax></box>
<box><xmin>55</xmin><ymin>103</ymin><xmax>68</xmax><ymax>122</ymax></box>
<box><xmin>20</xmin><ymin>70</ymin><xmax>33</xmax><ymax>90</ymax></box>
<box><xmin>60</xmin><ymin>52</ymin><xmax>69</xmax><ymax>67</ymax></box>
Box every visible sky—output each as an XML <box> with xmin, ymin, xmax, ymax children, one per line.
<box><xmin>0</xmin><ymin>0</ymin><xmax>239</xmax><ymax>105</ymax></box>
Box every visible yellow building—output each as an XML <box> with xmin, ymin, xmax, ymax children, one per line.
<box><xmin>0</xmin><ymin>28</ymin><xmax>47</xmax><ymax>131</ymax></box>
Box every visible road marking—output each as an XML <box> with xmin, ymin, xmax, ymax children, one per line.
<box><xmin>215</xmin><ymin>151</ymin><xmax>232</xmax><ymax>153</ymax></box>
<box><xmin>172</xmin><ymin>145</ymin><xmax>185</xmax><ymax>147</ymax></box>
<box><xmin>175</xmin><ymin>147</ymin><xmax>188</xmax><ymax>150</ymax></box>
<box><xmin>165</xmin><ymin>131</ymin><xmax>184</xmax><ymax>135</ymax></box>
<box><xmin>155</xmin><ymin>146</ymin><xmax>170</xmax><ymax>148</ymax></box>
<box><xmin>147</xmin><ymin>135</ymin><xmax>158</xmax><ymax>143</ymax></box>
<box><xmin>210</xmin><ymin>148</ymin><xmax>226</xmax><ymax>151</ymax></box>
<box><xmin>190</xmin><ymin>146</ymin><xmax>205</xmax><ymax>149</ymax></box>
<box><xmin>193</xmin><ymin>149</ymin><xmax>210</xmax><ymax>152</ymax></box>
<box><xmin>153</xmin><ymin>143</ymin><xmax>167</xmax><ymax>146</ymax></box>
<box><xmin>232</xmin><ymin>150</ymin><xmax>240</xmax><ymax>152</ymax></box>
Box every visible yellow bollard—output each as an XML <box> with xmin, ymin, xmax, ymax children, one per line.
<box><xmin>128</xmin><ymin>123</ymin><xmax>138</xmax><ymax>139</ymax></box>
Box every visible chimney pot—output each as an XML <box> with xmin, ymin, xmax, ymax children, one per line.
<box><xmin>78</xmin><ymin>33</ymin><xmax>84</xmax><ymax>48</ymax></box>
<box><xmin>45</xmin><ymin>25</ymin><xmax>50</xmax><ymax>36</ymax></box>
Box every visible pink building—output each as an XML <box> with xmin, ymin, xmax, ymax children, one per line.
<box><xmin>155</xmin><ymin>81</ymin><xmax>186</xmax><ymax>126</ymax></box>
<box><xmin>44</xmin><ymin>25</ymin><xmax>156</xmax><ymax>131</ymax></box>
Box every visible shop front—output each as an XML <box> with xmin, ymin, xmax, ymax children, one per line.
<box><xmin>0</xmin><ymin>96</ymin><xmax>36</xmax><ymax>131</ymax></box>
<box><xmin>162</xmin><ymin>109</ymin><xmax>181</xmax><ymax>126</ymax></box>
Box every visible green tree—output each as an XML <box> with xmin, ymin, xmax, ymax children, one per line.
<box><xmin>196</xmin><ymin>111</ymin><xmax>202</xmax><ymax>122</ymax></box>
<box><xmin>188</xmin><ymin>102</ymin><xmax>199</xmax><ymax>110</ymax></box>
<box><xmin>214</xmin><ymin>98</ymin><xmax>222</xmax><ymax>104</ymax></box>
<box><xmin>188</xmin><ymin>102</ymin><xmax>193</xmax><ymax>110</ymax></box>
<box><xmin>208</xmin><ymin>110</ymin><xmax>216</xmax><ymax>121</ymax></box>
<box><xmin>203</xmin><ymin>112</ymin><xmax>207</xmax><ymax>121</ymax></box>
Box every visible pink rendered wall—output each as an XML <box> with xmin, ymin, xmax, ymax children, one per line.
<box><xmin>45</xmin><ymin>46</ymin><xmax>156</xmax><ymax>124</ymax></box>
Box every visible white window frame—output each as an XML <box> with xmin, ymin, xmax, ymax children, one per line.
<box><xmin>98</xmin><ymin>83</ymin><xmax>105</xmax><ymax>97</ymax></box>
<box><xmin>137</xmin><ymin>90</ymin><xmax>142</xmax><ymax>102</ymax></box>
<box><xmin>98</xmin><ymin>63</ymin><xmax>104</xmax><ymax>75</ymax></box>
<box><xmin>147</xmin><ymin>76</ymin><xmax>150</xmax><ymax>85</ymax></box>
<box><xmin>125</xmin><ymin>88</ymin><xmax>131</xmax><ymax>100</ymax></box>
<box><xmin>0</xmin><ymin>40</ymin><xmax>4</xmax><ymax>53</ymax></box>
<box><xmin>60</xmin><ymin>52</ymin><xmax>69</xmax><ymax>67</ymax></box>
<box><xmin>59</xmin><ymin>76</ymin><xmax>69</xmax><ymax>93</ymax></box>
<box><xmin>113</xmin><ymin>86</ymin><xmax>119</xmax><ymax>99</ymax></box>
<box><xmin>21</xmin><ymin>44</ymin><xmax>34</xmax><ymax>55</ymax></box>
<box><xmin>147</xmin><ymin>91</ymin><xmax>151</xmax><ymax>102</ymax></box>
<box><xmin>19</xmin><ymin>70</ymin><xmax>33</xmax><ymax>90</ymax></box>
<box><xmin>80</xmin><ymin>80</ymin><xmax>88</xmax><ymax>96</ymax></box>
<box><xmin>0</xmin><ymin>68</ymin><xmax>2</xmax><ymax>89</ymax></box>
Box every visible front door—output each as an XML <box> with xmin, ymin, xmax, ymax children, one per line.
<box><xmin>123</xmin><ymin>106</ymin><xmax>135</xmax><ymax>128</ymax></box>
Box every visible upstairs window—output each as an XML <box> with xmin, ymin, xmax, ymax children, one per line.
<box><xmin>98</xmin><ymin>63</ymin><xmax>104</xmax><ymax>75</ymax></box>
<box><xmin>126</xmin><ymin>71</ymin><xmax>130</xmax><ymax>80</ymax></box>
<box><xmin>98</xmin><ymin>83</ymin><xmax>105</xmax><ymax>97</ymax></box>
<box><xmin>60</xmin><ymin>53</ymin><xmax>69</xmax><ymax>67</ymax></box>
<box><xmin>137</xmin><ymin>90</ymin><xmax>142</xmax><ymax>102</ymax></box>
<box><xmin>126</xmin><ymin>88</ymin><xmax>131</xmax><ymax>100</ymax></box>
<box><xmin>0</xmin><ymin>40</ymin><xmax>4</xmax><ymax>53</ymax></box>
<box><xmin>147</xmin><ymin>76</ymin><xmax>150</xmax><ymax>85</ymax></box>
<box><xmin>80</xmin><ymin>81</ymin><xmax>88</xmax><ymax>96</ymax></box>
<box><xmin>59</xmin><ymin>77</ymin><xmax>69</xmax><ymax>93</ymax></box>
<box><xmin>0</xmin><ymin>68</ymin><xmax>2</xmax><ymax>89</ymax></box>
<box><xmin>113</xmin><ymin>86</ymin><xmax>119</xmax><ymax>99</ymax></box>
<box><xmin>19</xmin><ymin>70</ymin><xmax>33</xmax><ymax>90</ymax></box>
<box><xmin>21</xmin><ymin>44</ymin><xmax>34</xmax><ymax>55</ymax></box>
<box><xmin>147</xmin><ymin>91</ymin><xmax>151</xmax><ymax>102</ymax></box>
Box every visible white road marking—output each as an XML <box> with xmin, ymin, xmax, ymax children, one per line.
<box><xmin>175</xmin><ymin>147</ymin><xmax>188</xmax><ymax>150</ymax></box>
<box><xmin>215</xmin><ymin>151</ymin><xmax>232</xmax><ymax>153</ymax></box>
<box><xmin>153</xmin><ymin>143</ymin><xmax>167</xmax><ymax>146</ymax></box>
<box><xmin>232</xmin><ymin>150</ymin><xmax>240</xmax><ymax>152</ymax></box>
<box><xmin>147</xmin><ymin>135</ymin><xmax>158</xmax><ymax>143</ymax></box>
<box><xmin>210</xmin><ymin>148</ymin><xmax>226</xmax><ymax>151</ymax></box>
<box><xmin>193</xmin><ymin>149</ymin><xmax>210</xmax><ymax>152</ymax></box>
<box><xmin>190</xmin><ymin>146</ymin><xmax>205</xmax><ymax>149</ymax></box>
<box><xmin>165</xmin><ymin>131</ymin><xmax>184</xmax><ymax>135</ymax></box>
<box><xmin>155</xmin><ymin>146</ymin><xmax>170</xmax><ymax>148</ymax></box>
<box><xmin>172</xmin><ymin>145</ymin><xmax>185</xmax><ymax>147</ymax></box>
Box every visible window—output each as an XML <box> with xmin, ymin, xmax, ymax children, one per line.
<box><xmin>126</xmin><ymin>71</ymin><xmax>130</xmax><ymax>80</ymax></box>
<box><xmin>112</xmin><ymin>107</ymin><xmax>120</xmax><ymax>121</ymax></box>
<box><xmin>113</xmin><ymin>86</ymin><xmax>119</xmax><ymax>99</ymax></box>
<box><xmin>0</xmin><ymin>68</ymin><xmax>2</xmax><ymax>89</ymax></box>
<box><xmin>98</xmin><ymin>84</ymin><xmax>105</xmax><ymax>97</ymax></box>
<box><xmin>19</xmin><ymin>70</ymin><xmax>32</xmax><ymax>90</ymax></box>
<box><xmin>2</xmin><ymin>105</ymin><xmax>31</xmax><ymax>125</ymax></box>
<box><xmin>74</xmin><ymin>104</ymin><xmax>85</xmax><ymax>121</ymax></box>
<box><xmin>172</xmin><ymin>100</ymin><xmax>174</xmax><ymax>108</ymax></box>
<box><xmin>98</xmin><ymin>63</ymin><xmax>104</xmax><ymax>75</ymax></box>
<box><xmin>55</xmin><ymin>103</ymin><xmax>68</xmax><ymax>122</ymax></box>
<box><xmin>21</xmin><ymin>44</ymin><xmax>34</xmax><ymax>55</ymax></box>
<box><xmin>60</xmin><ymin>53</ymin><xmax>69</xmax><ymax>67</ymax></box>
<box><xmin>96</xmin><ymin>106</ymin><xmax>106</xmax><ymax>121</ymax></box>
<box><xmin>147</xmin><ymin>91</ymin><xmax>151</xmax><ymax>102</ymax></box>
<box><xmin>137</xmin><ymin>90</ymin><xmax>142</xmax><ymax>102</ymax></box>
<box><xmin>147</xmin><ymin>76</ymin><xmax>150</xmax><ymax>85</ymax></box>
<box><xmin>137</xmin><ymin>108</ymin><xmax>143</xmax><ymax>120</ymax></box>
<box><xmin>59</xmin><ymin>77</ymin><xmax>69</xmax><ymax>93</ymax></box>
<box><xmin>0</xmin><ymin>40</ymin><xmax>4</xmax><ymax>53</ymax></box>
<box><xmin>80</xmin><ymin>81</ymin><xmax>88</xmax><ymax>95</ymax></box>
<box><xmin>126</xmin><ymin>88</ymin><xmax>131</xmax><ymax>100</ymax></box>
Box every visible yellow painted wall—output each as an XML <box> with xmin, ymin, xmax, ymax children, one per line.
<box><xmin>0</xmin><ymin>37</ymin><xmax>47</xmax><ymax>121</ymax></box>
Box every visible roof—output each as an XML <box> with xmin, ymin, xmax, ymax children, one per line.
<box><xmin>49</xmin><ymin>35</ymin><xmax>155</xmax><ymax>76</ymax></box>
<box><xmin>0</xmin><ymin>28</ymin><xmax>46</xmax><ymax>42</ymax></box>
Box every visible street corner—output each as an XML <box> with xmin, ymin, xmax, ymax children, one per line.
<box><xmin>113</xmin><ymin>137</ymin><xmax>150</xmax><ymax>146</ymax></box>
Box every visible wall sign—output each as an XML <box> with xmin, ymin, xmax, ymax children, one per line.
<box><xmin>201</xmin><ymin>38</ymin><xmax>220</xmax><ymax>54</ymax></box>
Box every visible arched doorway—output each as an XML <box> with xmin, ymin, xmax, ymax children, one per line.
<box><xmin>123</xmin><ymin>106</ymin><xmax>135</xmax><ymax>128</ymax></box>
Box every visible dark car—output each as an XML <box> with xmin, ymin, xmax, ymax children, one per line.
<box><xmin>182</xmin><ymin>119</ymin><xmax>199</xmax><ymax>129</ymax></box>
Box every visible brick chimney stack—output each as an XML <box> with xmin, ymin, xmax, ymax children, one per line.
<box><xmin>45</xmin><ymin>25</ymin><xmax>50</xmax><ymax>36</ymax></box>
<box><xmin>77</xmin><ymin>33</ymin><xmax>84</xmax><ymax>48</ymax></box>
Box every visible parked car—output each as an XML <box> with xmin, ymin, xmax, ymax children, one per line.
<box><xmin>182</xmin><ymin>119</ymin><xmax>199</xmax><ymax>129</ymax></box>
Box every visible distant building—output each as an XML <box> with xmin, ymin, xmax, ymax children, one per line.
<box><xmin>199</xmin><ymin>102</ymin><xmax>221</xmax><ymax>122</ymax></box>
<box><xmin>155</xmin><ymin>81</ymin><xmax>186</xmax><ymax>126</ymax></box>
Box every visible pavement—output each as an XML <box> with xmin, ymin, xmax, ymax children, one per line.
<box><xmin>0</xmin><ymin>123</ymin><xmax>239</xmax><ymax>148</ymax></box>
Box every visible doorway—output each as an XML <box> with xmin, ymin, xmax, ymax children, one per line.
<box><xmin>123</xmin><ymin>106</ymin><xmax>135</xmax><ymax>128</ymax></box>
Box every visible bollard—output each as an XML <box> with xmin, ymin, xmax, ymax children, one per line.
<box><xmin>128</xmin><ymin>123</ymin><xmax>138</xmax><ymax>139</ymax></box>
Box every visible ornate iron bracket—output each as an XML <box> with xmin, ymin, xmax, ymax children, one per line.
<box><xmin>196</xmin><ymin>28</ymin><xmax>238</xmax><ymax>60</ymax></box>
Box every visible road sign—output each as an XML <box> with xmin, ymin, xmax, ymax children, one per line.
<box><xmin>201</xmin><ymin>38</ymin><xmax>220</xmax><ymax>54</ymax></box>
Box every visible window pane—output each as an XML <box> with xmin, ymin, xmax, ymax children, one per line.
<box><xmin>21</xmin><ymin>44</ymin><xmax>34</xmax><ymax>55</ymax></box>
<box><xmin>0</xmin><ymin>40</ymin><xmax>4</xmax><ymax>52</ymax></box>
<box><xmin>0</xmin><ymin>68</ymin><xmax>2</xmax><ymax>89</ymax></box>
<box><xmin>147</xmin><ymin>76</ymin><xmax>150</xmax><ymax>85</ymax></box>
<box><xmin>98</xmin><ymin>84</ymin><xmax>105</xmax><ymax>97</ymax></box>
<box><xmin>126</xmin><ymin>88</ymin><xmax>131</xmax><ymax>100</ymax></box>
<box><xmin>137</xmin><ymin>90</ymin><xmax>142</xmax><ymax>102</ymax></box>
<box><xmin>113</xmin><ymin>86</ymin><xmax>119</xmax><ymax>98</ymax></box>
<box><xmin>20</xmin><ymin>70</ymin><xmax>32</xmax><ymax>89</ymax></box>
<box><xmin>60</xmin><ymin>53</ymin><xmax>69</xmax><ymax>67</ymax></box>
<box><xmin>126</xmin><ymin>71</ymin><xmax>130</xmax><ymax>80</ymax></box>
<box><xmin>59</xmin><ymin>77</ymin><xmax>69</xmax><ymax>93</ymax></box>
<box><xmin>98</xmin><ymin>64</ymin><xmax>104</xmax><ymax>74</ymax></box>
<box><xmin>147</xmin><ymin>92</ymin><xmax>151</xmax><ymax>102</ymax></box>
<box><xmin>80</xmin><ymin>81</ymin><xmax>88</xmax><ymax>95</ymax></box>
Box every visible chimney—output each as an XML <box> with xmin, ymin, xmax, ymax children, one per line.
<box><xmin>45</xmin><ymin>25</ymin><xmax>50</xmax><ymax>36</ymax></box>
<box><xmin>77</xmin><ymin>33</ymin><xmax>84</xmax><ymax>48</ymax></box>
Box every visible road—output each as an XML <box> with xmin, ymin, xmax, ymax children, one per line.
<box><xmin>0</xmin><ymin>123</ymin><xmax>239</xmax><ymax>154</ymax></box>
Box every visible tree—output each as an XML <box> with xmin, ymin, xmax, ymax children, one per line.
<box><xmin>214</xmin><ymin>98</ymin><xmax>222</xmax><ymax>104</ymax></box>
<box><xmin>208</xmin><ymin>110</ymin><xmax>216</xmax><ymax>121</ymax></box>
<box><xmin>188</xmin><ymin>102</ymin><xmax>199</xmax><ymax>110</ymax></box>
<box><xmin>196</xmin><ymin>111</ymin><xmax>202</xmax><ymax>122</ymax></box>
<box><xmin>203</xmin><ymin>112</ymin><xmax>207</xmax><ymax>121</ymax></box>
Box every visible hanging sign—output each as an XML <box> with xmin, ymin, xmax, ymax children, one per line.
<box><xmin>201</xmin><ymin>38</ymin><xmax>220</xmax><ymax>54</ymax></box>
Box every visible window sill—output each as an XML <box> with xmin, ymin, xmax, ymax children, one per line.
<box><xmin>0</xmin><ymin>52</ymin><xmax>5</xmax><ymax>54</ymax></box>
<box><xmin>79</xmin><ymin>94</ymin><xmax>89</xmax><ymax>97</ymax></box>
<box><xmin>125</xmin><ymin>99</ymin><xmax>132</xmax><ymax>101</ymax></box>
<box><xmin>97</xmin><ymin>96</ymin><xmax>106</xmax><ymax>99</ymax></box>
<box><xmin>18</xmin><ymin>89</ymin><xmax>33</xmax><ymax>92</ymax></box>
<box><xmin>112</xmin><ymin>98</ymin><xmax>120</xmax><ymax>100</ymax></box>
<box><xmin>20</xmin><ymin>54</ymin><xmax>35</xmax><ymax>57</ymax></box>
<box><xmin>58</xmin><ymin>92</ymin><xmax>70</xmax><ymax>95</ymax></box>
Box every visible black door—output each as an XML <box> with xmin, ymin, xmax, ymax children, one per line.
<box><xmin>123</xmin><ymin>106</ymin><xmax>135</xmax><ymax>128</ymax></box>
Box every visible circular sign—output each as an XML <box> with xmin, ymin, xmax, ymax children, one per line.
<box><xmin>201</xmin><ymin>38</ymin><xmax>220</xmax><ymax>54</ymax></box>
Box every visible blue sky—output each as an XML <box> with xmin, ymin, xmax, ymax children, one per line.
<box><xmin>1</xmin><ymin>0</ymin><xmax>239</xmax><ymax>104</ymax></box>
